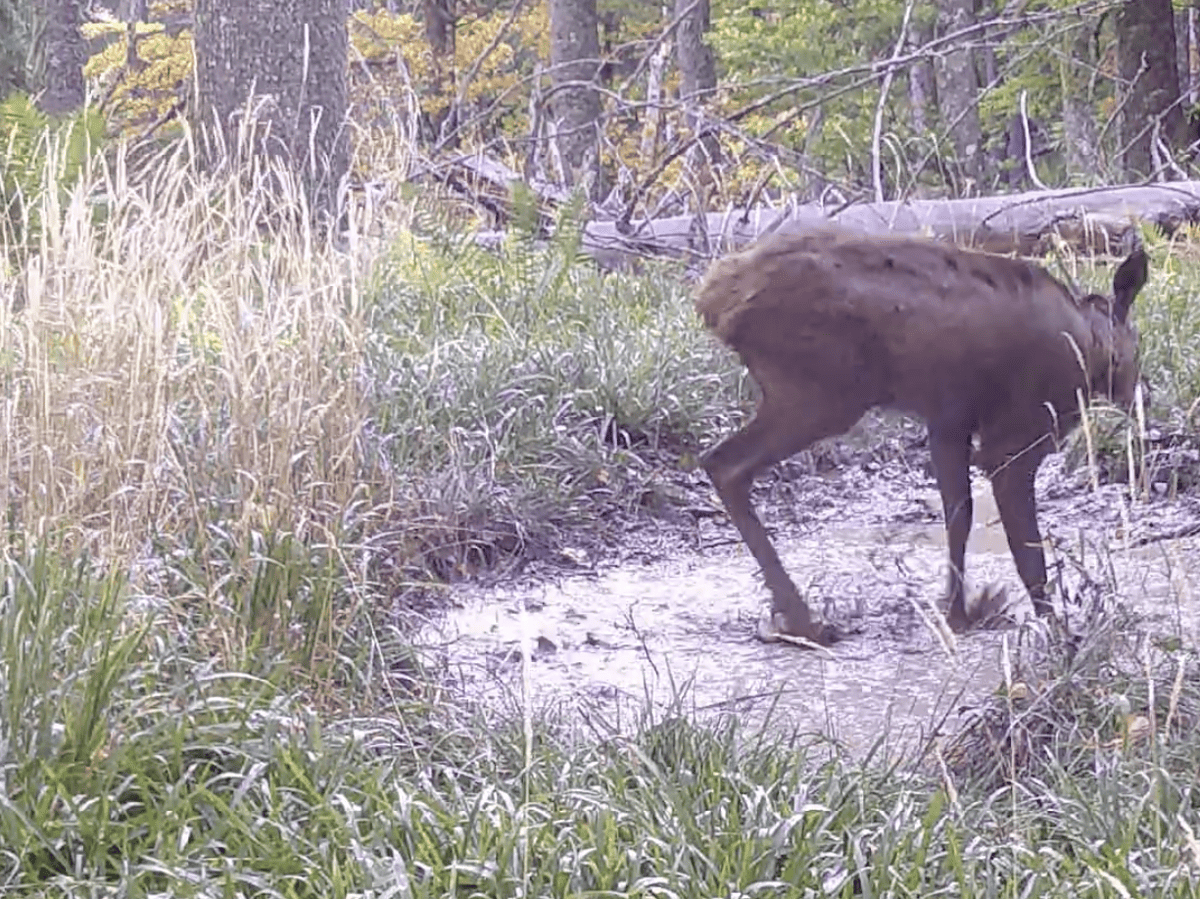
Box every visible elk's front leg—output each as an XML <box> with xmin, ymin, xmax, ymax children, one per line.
<box><xmin>929</xmin><ymin>425</ymin><xmax>974</xmax><ymax>631</ymax></box>
<box><xmin>988</xmin><ymin>448</ymin><xmax>1051</xmax><ymax>617</ymax></box>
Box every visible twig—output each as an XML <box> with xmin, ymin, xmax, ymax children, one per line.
<box><xmin>618</xmin><ymin>0</ymin><xmax>703</xmax><ymax>95</ymax></box>
<box><xmin>872</xmin><ymin>0</ymin><xmax>915</xmax><ymax>203</ymax></box>
<box><xmin>1019</xmin><ymin>90</ymin><xmax>1047</xmax><ymax>190</ymax></box>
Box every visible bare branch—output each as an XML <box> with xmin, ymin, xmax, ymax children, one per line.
<box><xmin>1019</xmin><ymin>90</ymin><xmax>1047</xmax><ymax>190</ymax></box>
<box><xmin>873</xmin><ymin>0</ymin><xmax>915</xmax><ymax>203</ymax></box>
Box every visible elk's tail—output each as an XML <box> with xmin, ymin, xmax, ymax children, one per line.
<box><xmin>694</xmin><ymin>247</ymin><xmax>766</xmax><ymax>347</ymax></box>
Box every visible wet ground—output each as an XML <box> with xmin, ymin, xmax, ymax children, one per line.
<box><xmin>420</xmin><ymin>444</ymin><xmax>1200</xmax><ymax>755</ymax></box>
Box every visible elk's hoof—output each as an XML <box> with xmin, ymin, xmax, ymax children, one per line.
<box><xmin>758</xmin><ymin>612</ymin><xmax>845</xmax><ymax>648</ymax></box>
<box><xmin>946</xmin><ymin>584</ymin><xmax>1014</xmax><ymax>634</ymax></box>
<box><xmin>946</xmin><ymin>608</ymin><xmax>972</xmax><ymax>635</ymax></box>
<box><xmin>973</xmin><ymin>584</ymin><xmax>1015</xmax><ymax>628</ymax></box>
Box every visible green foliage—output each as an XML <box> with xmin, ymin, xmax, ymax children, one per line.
<box><xmin>0</xmin><ymin>544</ymin><xmax>373</xmax><ymax>893</ymax></box>
<box><xmin>0</xmin><ymin>92</ymin><xmax>105</xmax><ymax>256</ymax></box>
<box><xmin>712</xmin><ymin>0</ymin><xmax>908</xmax><ymax>82</ymax></box>
<box><xmin>704</xmin><ymin>0</ymin><xmax>1134</xmax><ymax>196</ymax></box>
<box><xmin>1</xmin><ymin>543</ymin><xmax>1198</xmax><ymax>895</ymax></box>
<box><xmin>708</xmin><ymin>0</ymin><xmax>912</xmax><ymax>190</ymax></box>
<box><xmin>81</xmin><ymin>2</ymin><xmax>193</xmax><ymax>136</ymax></box>
<box><xmin>1134</xmin><ymin>228</ymin><xmax>1200</xmax><ymax>424</ymax></box>
<box><xmin>360</xmin><ymin>203</ymin><xmax>748</xmax><ymax>572</ymax></box>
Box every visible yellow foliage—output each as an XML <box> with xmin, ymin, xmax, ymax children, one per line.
<box><xmin>84</xmin><ymin>24</ymin><xmax>192</xmax><ymax>135</ymax></box>
<box><xmin>350</xmin><ymin>7</ymin><xmax>548</xmax><ymax>121</ymax></box>
<box><xmin>76</xmin><ymin>2</ymin><xmax>755</xmax><ymax>210</ymax></box>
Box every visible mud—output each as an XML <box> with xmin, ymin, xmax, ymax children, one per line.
<box><xmin>420</xmin><ymin>450</ymin><xmax>1200</xmax><ymax>755</ymax></box>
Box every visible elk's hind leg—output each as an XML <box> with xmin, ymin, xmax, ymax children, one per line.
<box><xmin>702</xmin><ymin>386</ymin><xmax>866</xmax><ymax>644</ymax></box>
<box><xmin>928</xmin><ymin>425</ymin><xmax>975</xmax><ymax>631</ymax></box>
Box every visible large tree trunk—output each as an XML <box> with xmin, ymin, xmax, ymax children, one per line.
<box><xmin>1116</xmin><ymin>0</ymin><xmax>1183</xmax><ymax>180</ymax></box>
<box><xmin>675</xmin><ymin>0</ymin><xmax>719</xmax><ymax>166</ymax></box>
<box><xmin>549</xmin><ymin>0</ymin><xmax>602</xmax><ymax>195</ymax></box>
<box><xmin>1188</xmin><ymin>2</ymin><xmax>1200</xmax><ymax>107</ymax></box>
<box><xmin>1178</xmin><ymin>5</ymin><xmax>1191</xmax><ymax>107</ymax></box>
<box><xmin>35</xmin><ymin>0</ymin><xmax>86</xmax><ymax>115</ymax></box>
<box><xmin>933</xmin><ymin>0</ymin><xmax>983</xmax><ymax>191</ymax></box>
<box><xmin>1060</xmin><ymin>7</ymin><xmax>1100</xmax><ymax>180</ymax></box>
<box><xmin>192</xmin><ymin>0</ymin><xmax>349</xmax><ymax>222</ymax></box>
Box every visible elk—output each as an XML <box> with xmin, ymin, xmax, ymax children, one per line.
<box><xmin>696</xmin><ymin>228</ymin><xmax>1149</xmax><ymax>645</ymax></box>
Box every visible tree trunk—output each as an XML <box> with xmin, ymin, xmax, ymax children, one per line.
<box><xmin>675</xmin><ymin>0</ymin><xmax>719</xmax><ymax>166</ymax></box>
<box><xmin>35</xmin><ymin>0</ymin><xmax>86</xmax><ymax>115</ymax></box>
<box><xmin>1178</xmin><ymin>6</ymin><xmax>1191</xmax><ymax>107</ymax></box>
<box><xmin>638</xmin><ymin>37</ymin><xmax>669</xmax><ymax>173</ymax></box>
<box><xmin>1116</xmin><ymin>0</ymin><xmax>1183</xmax><ymax>179</ymax></box>
<box><xmin>1060</xmin><ymin>8</ymin><xmax>1099</xmax><ymax>180</ymax></box>
<box><xmin>192</xmin><ymin>0</ymin><xmax>349</xmax><ymax>223</ymax></box>
<box><xmin>421</xmin><ymin>0</ymin><xmax>455</xmax><ymax>61</ymax></box>
<box><xmin>906</xmin><ymin>18</ymin><xmax>936</xmax><ymax>136</ymax></box>
<box><xmin>933</xmin><ymin>0</ymin><xmax>982</xmax><ymax>190</ymax></box>
<box><xmin>0</xmin><ymin>0</ymin><xmax>33</xmax><ymax>100</ymax></box>
<box><xmin>549</xmin><ymin>0</ymin><xmax>602</xmax><ymax>195</ymax></box>
<box><xmin>1190</xmin><ymin>3</ymin><xmax>1200</xmax><ymax>106</ymax></box>
<box><xmin>421</xmin><ymin>0</ymin><xmax>456</xmax><ymax>144</ymax></box>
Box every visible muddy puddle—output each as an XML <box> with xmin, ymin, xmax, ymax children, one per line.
<box><xmin>422</xmin><ymin>458</ymin><xmax>1200</xmax><ymax>755</ymax></box>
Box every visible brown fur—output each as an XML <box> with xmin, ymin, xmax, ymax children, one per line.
<box><xmin>697</xmin><ymin>227</ymin><xmax>1149</xmax><ymax>645</ymax></box>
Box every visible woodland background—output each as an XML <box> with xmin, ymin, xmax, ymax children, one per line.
<box><xmin>1</xmin><ymin>0</ymin><xmax>1196</xmax><ymax>242</ymax></box>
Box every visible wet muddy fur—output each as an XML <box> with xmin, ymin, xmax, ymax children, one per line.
<box><xmin>697</xmin><ymin>228</ymin><xmax>1149</xmax><ymax>646</ymax></box>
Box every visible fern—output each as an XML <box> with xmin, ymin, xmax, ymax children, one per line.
<box><xmin>0</xmin><ymin>92</ymin><xmax>106</xmax><ymax>258</ymax></box>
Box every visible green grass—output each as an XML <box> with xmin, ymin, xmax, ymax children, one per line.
<box><xmin>1133</xmin><ymin>231</ymin><xmax>1200</xmax><ymax>425</ymax></box>
<box><xmin>1</xmin><ymin>132</ymin><xmax>756</xmax><ymax>608</ymax></box>
<box><xmin>1</xmin><ymin>543</ymin><xmax>1198</xmax><ymax>895</ymax></box>
<box><xmin>359</xmin><ymin>224</ymin><xmax>750</xmax><ymax>567</ymax></box>
<box><xmin>2</xmin><ymin>132</ymin><xmax>1200</xmax><ymax>895</ymax></box>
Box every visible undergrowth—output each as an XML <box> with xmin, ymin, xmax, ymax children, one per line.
<box><xmin>2</xmin><ymin>543</ymin><xmax>1198</xmax><ymax>895</ymax></box>
<box><xmin>2</xmin><ymin>127</ymin><xmax>1200</xmax><ymax>895</ymax></box>
<box><xmin>360</xmin><ymin>222</ymin><xmax>748</xmax><ymax>572</ymax></box>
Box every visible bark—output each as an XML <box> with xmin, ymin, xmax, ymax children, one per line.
<box><xmin>0</xmin><ymin>0</ymin><xmax>32</xmax><ymax>101</ymax></box>
<box><xmin>933</xmin><ymin>0</ymin><xmax>982</xmax><ymax>187</ymax></box>
<box><xmin>549</xmin><ymin>0</ymin><xmax>602</xmax><ymax>194</ymax></box>
<box><xmin>1060</xmin><ymin>8</ymin><xmax>1100</xmax><ymax>179</ymax></box>
<box><xmin>1116</xmin><ymin>0</ymin><xmax>1183</xmax><ymax>179</ymax></box>
<box><xmin>1002</xmin><ymin>111</ymin><xmax>1045</xmax><ymax>191</ymax></box>
<box><xmin>114</xmin><ymin>0</ymin><xmax>148</xmax><ymax>18</ymax></box>
<box><xmin>192</xmin><ymin>0</ymin><xmax>349</xmax><ymax>222</ymax></box>
<box><xmin>36</xmin><ymin>0</ymin><xmax>86</xmax><ymax>115</ymax></box>
<box><xmin>119</xmin><ymin>0</ymin><xmax>149</xmax><ymax>74</ymax></box>
<box><xmin>906</xmin><ymin>18</ymin><xmax>936</xmax><ymax>135</ymax></box>
<box><xmin>421</xmin><ymin>0</ymin><xmax>456</xmax><ymax>142</ymax></box>
<box><xmin>1189</xmin><ymin>4</ymin><xmax>1200</xmax><ymax>106</ymax></box>
<box><xmin>638</xmin><ymin>38</ymin><xmax>669</xmax><ymax>172</ymax></box>
<box><xmin>421</xmin><ymin>0</ymin><xmax>454</xmax><ymax>59</ymax></box>
<box><xmin>675</xmin><ymin>0</ymin><xmax>720</xmax><ymax>167</ymax></box>
<box><xmin>1178</xmin><ymin>6</ymin><xmax>1191</xmax><ymax>106</ymax></box>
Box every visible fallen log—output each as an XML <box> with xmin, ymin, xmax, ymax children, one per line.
<box><xmin>477</xmin><ymin>180</ymin><xmax>1200</xmax><ymax>270</ymax></box>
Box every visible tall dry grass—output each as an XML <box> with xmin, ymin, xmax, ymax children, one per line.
<box><xmin>2</xmin><ymin>135</ymin><xmax>379</xmax><ymax>569</ymax></box>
